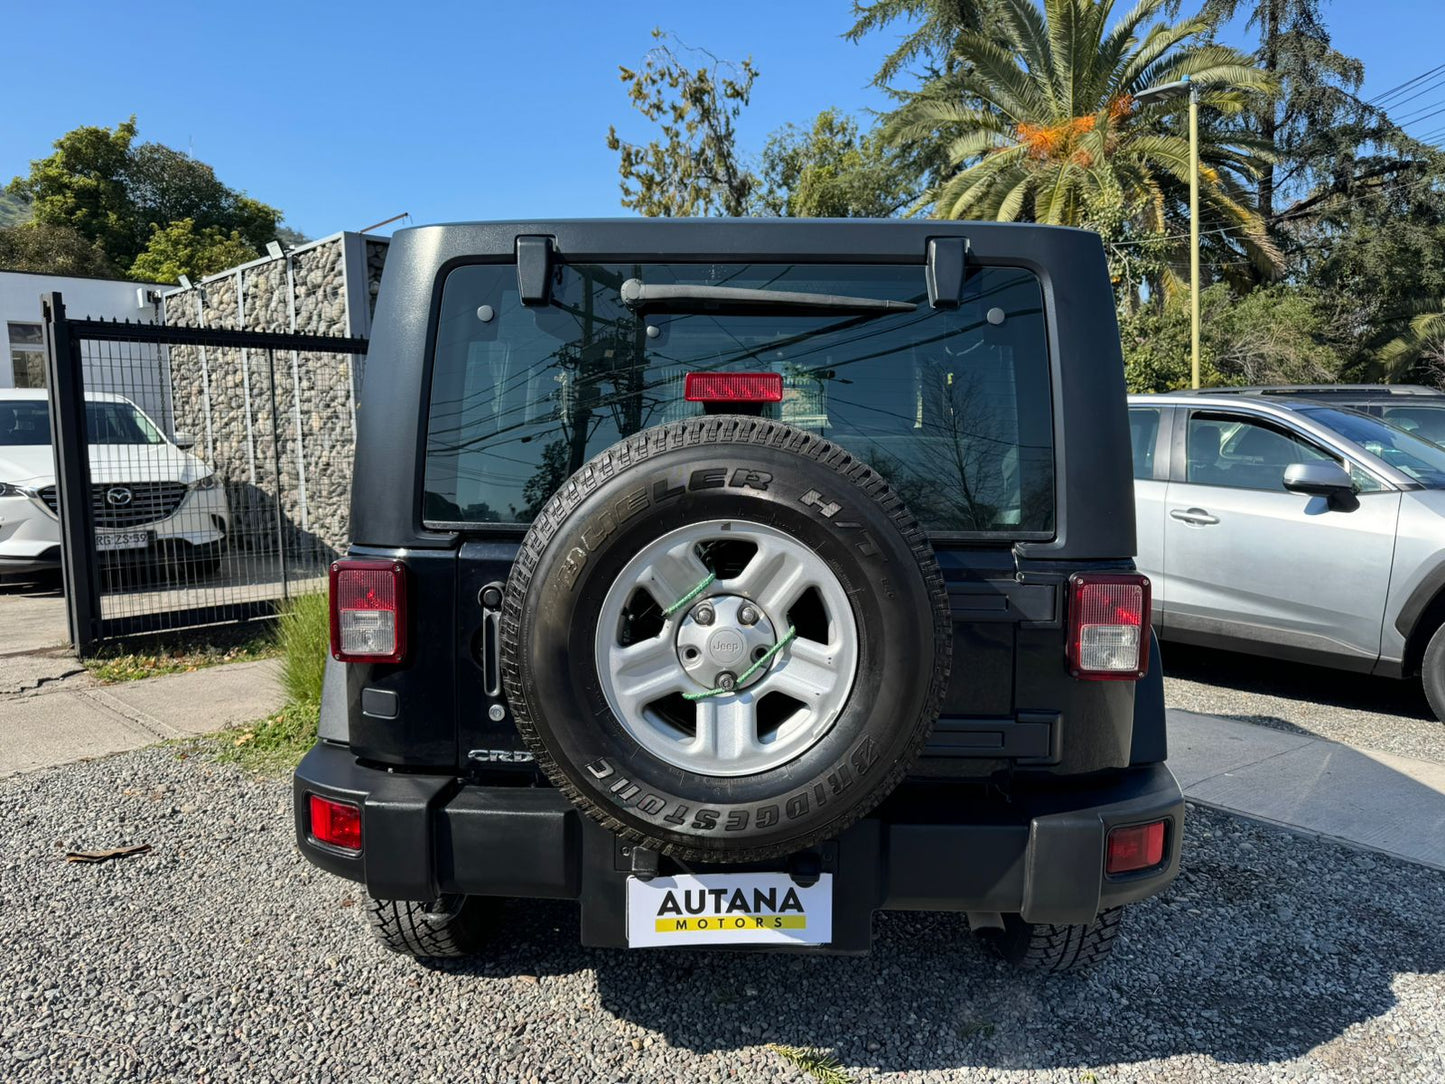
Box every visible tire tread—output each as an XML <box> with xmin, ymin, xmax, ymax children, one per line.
<box><xmin>994</xmin><ymin>907</ymin><xmax>1124</xmax><ymax>973</ymax></box>
<box><xmin>366</xmin><ymin>897</ymin><xmax>487</xmax><ymax>958</ymax></box>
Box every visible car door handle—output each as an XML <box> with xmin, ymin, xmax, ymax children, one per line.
<box><xmin>1170</xmin><ymin>507</ymin><xmax>1219</xmax><ymax>525</ymax></box>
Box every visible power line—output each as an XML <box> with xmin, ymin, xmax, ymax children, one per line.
<box><xmin>1394</xmin><ymin>98</ymin><xmax>1445</xmax><ymax>126</ymax></box>
<box><xmin>1402</xmin><ymin>103</ymin><xmax>1445</xmax><ymax>129</ymax></box>
<box><xmin>1104</xmin><ymin>170</ymin><xmax>1445</xmax><ymax>250</ymax></box>
<box><xmin>1367</xmin><ymin>62</ymin><xmax>1445</xmax><ymax>106</ymax></box>
<box><xmin>1373</xmin><ymin>71</ymin><xmax>1445</xmax><ymax>113</ymax></box>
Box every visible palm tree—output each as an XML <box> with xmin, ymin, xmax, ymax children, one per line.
<box><xmin>882</xmin><ymin>0</ymin><xmax>1278</xmax><ymax>276</ymax></box>
<box><xmin>1374</xmin><ymin>300</ymin><xmax>1445</xmax><ymax>382</ymax></box>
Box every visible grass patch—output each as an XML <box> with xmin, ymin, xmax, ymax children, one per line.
<box><xmin>213</xmin><ymin>701</ymin><xmax>321</xmax><ymax>773</ymax></box>
<box><xmin>276</xmin><ymin>591</ymin><xmax>329</xmax><ymax>705</ymax></box>
<box><xmin>768</xmin><ymin>1046</ymin><xmax>854</xmax><ymax>1084</ymax></box>
<box><xmin>85</xmin><ymin>628</ymin><xmax>279</xmax><ymax>683</ymax></box>
<box><xmin>209</xmin><ymin>592</ymin><xmax>328</xmax><ymax>774</ymax></box>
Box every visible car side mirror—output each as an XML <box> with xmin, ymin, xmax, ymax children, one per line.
<box><xmin>1283</xmin><ymin>462</ymin><xmax>1354</xmax><ymax>501</ymax></box>
<box><xmin>173</xmin><ymin>431</ymin><xmax>196</xmax><ymax>450</ymax></box>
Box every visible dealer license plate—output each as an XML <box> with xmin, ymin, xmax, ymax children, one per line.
<box><xmin>626</xmin><ymin>872</ymin><xmax>833</xmax><ymax>947</ymax></box>
<box><xmin>95</xmin><ymin>530</ymin><xmax>150</xmax><ymax>551</ymax></box>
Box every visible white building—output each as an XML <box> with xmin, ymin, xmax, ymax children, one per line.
<box><xmin>0</xmin><ymin>269</ymin><xmax>172</xmax><ymax>428</ymax></box>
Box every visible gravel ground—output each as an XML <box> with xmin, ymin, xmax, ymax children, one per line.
<box><xmin>1161</xmin><ymin>642</ymin><xmax>1445</xmax><ymax>764</ymax></box>
<box><xmin>2</xmin><ymin>747</ymin><xmax>1443</xmax><ymax>1083</ymax></box>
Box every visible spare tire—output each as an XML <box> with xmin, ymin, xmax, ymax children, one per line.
<box><xmin>500</xmin><ymin>417</ymin><xmax>950</xmax><ymax>862</ymax></box>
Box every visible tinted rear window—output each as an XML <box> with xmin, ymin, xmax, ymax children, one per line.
<box><xmin>423</xmin><ymin>263</ymin><xmax>1053</xmax><ymax>535</ymax></box>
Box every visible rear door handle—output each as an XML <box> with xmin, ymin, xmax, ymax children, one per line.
<box><xmin>1170</xmin><ymin>507</ymin><xmax>1219</xmax><ymax>526</ymax></box>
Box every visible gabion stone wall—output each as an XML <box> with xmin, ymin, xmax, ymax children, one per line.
<box><xmin>161</xmin><ymin>232</ymin><xmax>388</xmax><ymax>567</ymax></box>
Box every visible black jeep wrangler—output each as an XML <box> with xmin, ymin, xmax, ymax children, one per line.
<box><xmin>294</xmin><ymin>219</ymin><xmax>1182</xmax><ymax>971</ymax></box>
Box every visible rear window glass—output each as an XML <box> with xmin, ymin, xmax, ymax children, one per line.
<box><xmin>423</xmin><ymin>262</ymin><xmax>1054</xmax><ymax>535</ymax></box>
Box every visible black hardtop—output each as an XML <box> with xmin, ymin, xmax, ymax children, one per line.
<box><xmin>352</xmin><ymin>218</ymin><xmax>1135</xmax><ymax>561</ymax></box>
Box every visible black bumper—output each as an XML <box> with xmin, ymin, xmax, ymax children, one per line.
<box><xmin>294</xmin><ymin>742</ymin><xmax>1183</xmax><ymax>953</ymax></box>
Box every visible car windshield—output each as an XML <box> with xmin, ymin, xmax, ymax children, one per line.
<box><xmin>424</xmin><ymin>262</ymin><xmax>1055</xmax><ymax>536</ymax></box>
<box><xmin>0</xmin><ymin>401</ymin><xmax>51</xmax><ymax>445</ymax></box>
<box><xmin>0</xmin><ymin>399</ymin><xmax>165</xmax><ymax>447</ymax></box>
<box><xmin>1299</xmin><ymin>406</ymin><xmax>1445</xmax><ymax>486</ymax></box>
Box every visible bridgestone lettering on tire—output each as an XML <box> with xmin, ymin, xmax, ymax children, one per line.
<box><xmin>500</xmin><ymin>417</ymin><xmax>952</xmax><ymax>862</ymax></box>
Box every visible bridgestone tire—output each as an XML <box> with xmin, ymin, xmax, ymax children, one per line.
<box><xmin>1420</xmin><ymin>622</ymin><xmax>1445</xmax><ymax>724</ymax></box>
<box><xmin>366</xmin><ymin>896</ymin><xmax>493</xmax><ymax>958</ymax></box>
<box><xmin>501</xmin><ymin>417</ymin><xmax>952</xmax><ymax>863</ymax></box>
<box><xmin>987</xmin><ymin>908</ymin><xmax>1124</xmax><ymax>972</ymax></box>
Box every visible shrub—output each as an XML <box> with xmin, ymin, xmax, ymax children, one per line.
<box><xmin>278</xmin><ymin>590</ymin><xmax>329</xmax><ymax>707</ymax></box>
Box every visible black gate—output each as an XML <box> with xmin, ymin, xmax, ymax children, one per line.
<box><xmin>39</xmin><ymin>292</ymin><xmax>369</xmax><ymax>654</ymax></box>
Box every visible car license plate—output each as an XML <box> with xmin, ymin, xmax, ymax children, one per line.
<box><xmin>95</xmin><ymin>530</ymin><xmax>150</xmax><ymax>551</ymax></box>
<box><xmin>626</xmin><ymin>872</ymin><xmax>833</xmax><ymax>947</ymax></box>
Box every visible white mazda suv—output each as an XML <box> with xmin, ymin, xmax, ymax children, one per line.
<box><xmin>0</xmin><ymin>390</ymin><xmax>230</xmax><ymax>578</ymax></box>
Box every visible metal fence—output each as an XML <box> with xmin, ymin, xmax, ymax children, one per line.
<box><xmin>39</xmin><ymin>291</ymin><xmax>368</xmax><ymax>654</ymax></box>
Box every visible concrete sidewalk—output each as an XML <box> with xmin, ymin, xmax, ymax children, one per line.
<box><xmin>1167</xmin><ymin>709</ymin><xmax>1445</xmax><ymax>871</ymax></box>
<box><xmin>0</xmin><ymin>659</ymin><xmax>283</xmax><ymax>777</ymax></box>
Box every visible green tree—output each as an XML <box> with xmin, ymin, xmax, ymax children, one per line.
<box><xmin>124</xmin><ymin>143</ymin><xmax>279</xmax><ymax>250</ymax></box>
<box><xmin>7</xmin><ymin>118</ymin><xmax>139</xmax><ymax>265</ymax></box>
<box><xmin>1302</xmin><ymin>158</ymin><xmax>1445</xmax><ymax>370</ymax></box>
<box><xmin>0</xmin><ymin>222</ymin><xmax>117</xmax><ymax>277</ymax></box>
<box><xmin>1121</xmin><ymin>282</ymin><xmax>1346</xmax><ymax>391</ymax></box>
<box><xmin>1202</xmin><ymin>0</ymin><xmax>1417</xmax><ymax>234</ymax></box>
<box><xmin>606</xmin><ymin>30</ymin><xmax>758</xmax><ymax>217</ymax></box>
<box><xmin>128</xmin><ymin>218</ymin><xmax>263</xmax><ymax>284</ymax></box>
<box><xmin>845</xmin><ymin>0</ymin><xmax>1003</xmax><ymax>85</ymax></box>
<box><xmin>0</xmin><ymin>190</ymin><xmax>31</xmax><ymax>226</ymax></box>
<box><xmin>1371</xmin><ymin>299</ymin><xmax>1445</xmax><ymax>382</ymax></box>
<box><xmin>8</xmin><ymin>117</ymin><xmax>282</xmax><ymax>273</ymax></box>
<box><xmin>878</xmin><ymin>0</ymin><xmax>1276</xmax><ymax>271</ymax></box>
<box><xmin>758</xmin><ymin>109</ymin><xmax>915</xmax><ymax>217</ymax></box>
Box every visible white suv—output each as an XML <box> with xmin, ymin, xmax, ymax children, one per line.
<box><xmin>0</xmin><ymin>390</ymin><xmax>230</xmax><ymax>578</ymax></box>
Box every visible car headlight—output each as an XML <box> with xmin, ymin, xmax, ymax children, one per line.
<box><xmin>0</xmin><ymin>482</ymin><xmax>31</xmax><ymax>498</ymax></box>
<box><xmin>189</xmin><ymin>473</ymin><xmax>219</xmax><ymax>491</ymax></box>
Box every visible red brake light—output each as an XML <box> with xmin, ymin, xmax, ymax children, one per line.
<box><xmin>1106</xmin><ymin>820</ymin><xmax>1166</xmax><ymax>874</ymax></box>
<box><xmin>1068</xmin><ymin>573</ymin><xmax>1150</xmax><ymax>680</ymax></box>
<box><xmin>329</xmin><ymin>559</ymin><xmax>407</xmax><ymax>663</ymax></box>
<box><xmin>685</xmin><ymin>371</ymin><xmax>783</xmax><ymax>403</ymax></box>
<box><xmin>309</xmin><ymin>794</ymin><xmax>362</xmax><ymax>851</ymax></box>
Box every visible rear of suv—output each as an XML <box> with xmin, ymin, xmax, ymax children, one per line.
<box><xmin>294</xmin><ymin>220</ymin><xmax>1182</xmax><ymax>971</ymax></box>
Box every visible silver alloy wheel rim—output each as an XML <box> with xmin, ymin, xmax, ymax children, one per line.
<box><xmin>594</xmin><ymin>519</ymin><xmax>860</xmax><ymax>778</ymax></box>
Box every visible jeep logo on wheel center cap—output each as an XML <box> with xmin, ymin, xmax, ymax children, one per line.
<box><xmin>706</xmin><ymin>629</ymin><xmax>746</xmax><ymax>664</ymax></box>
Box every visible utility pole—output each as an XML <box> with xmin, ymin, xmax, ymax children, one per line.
<box><xmin>1136</xmin><ymin>74</ymin><xmax>1204</xmax><ymax>388</ymax></box>
<box><xmin>1188</xmin><ymin>77</ymin><xmax>1201</xmax><ymax>389</ymax></box>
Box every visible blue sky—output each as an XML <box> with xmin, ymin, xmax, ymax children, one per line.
<box><xmin>2</xmin><ymin>1</ymin><xmax>1441</xmax><ymax>240</ymax></box>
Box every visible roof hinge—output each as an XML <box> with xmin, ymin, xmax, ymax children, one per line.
<box><xmin>516</xmin><ymin>235</ymin><xmax>555</xmax><ymax>306</ymax></box>
<box><xmin>925</xmin><ymin>236</ymin><xmax>969</xmax><ymax>309</ymax></box>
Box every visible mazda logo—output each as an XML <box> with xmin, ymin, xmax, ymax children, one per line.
<box><xmin>105</xmin><ymin>487</ymin><xmax>134</xmax><ymax>507</ymax></box>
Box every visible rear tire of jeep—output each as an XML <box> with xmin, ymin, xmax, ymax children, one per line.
<box><xmin>366</xmin><ymin>895</ymin><xmax>493</xmax><ymax>958</ymax></box>
<box><xmin>1419</xmin><ymin>623</ymin><xmax>1445</xmax><ymax>723</ymax></box>
<box><xmin>501</xmin><ymin>417</ymin><xmax>952</xmax><ymax>863</ymax></box>
<box><xmin>986</xmin><ymin>908</ymin><xmax>1124</xmax><ymax>972</ymax></box>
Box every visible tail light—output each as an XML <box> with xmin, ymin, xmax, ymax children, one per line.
<box><xmin>685</xmin><ymin>371</ymin><xmax>783</xmax><ymax>403</ymax></box>
<box><xmin>329</xmin><ymin>559</ymin><xmax>407</xmax><ymax>663</ymax></box>
<box><xmin>1068</xmin><ymin>572</ymin><xmax>1150</xmax><ymax>680</ymax></box>
<box><xmin>308</xmin><ymin>794</ymin><xmax>362</xmax><ymax>851</ymax></box>
<box><xmin>1106</xmin><ymin>820</ymin><xmax>1166</xmax><ymax>874</ymax></box>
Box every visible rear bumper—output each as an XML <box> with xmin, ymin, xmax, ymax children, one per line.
<box><xmin>294</xmin><ymin>742</ymin><xmax>1183</xmax><ymax>953</ymax></box>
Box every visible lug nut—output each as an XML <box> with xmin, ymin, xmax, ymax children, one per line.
<box><xmin>693</xmin><ymin>603</ymin><xmax>715</xmax><ymax>626</ymax></box>
<box><xmin>716</xmin><ymin>671</ymin><xmax>737</xmax><ymax>690</ymax></box>
<box><xmin>738</xmin><ymin>604</ymin><xmax>759</xmax><ymax>626</ymax></box>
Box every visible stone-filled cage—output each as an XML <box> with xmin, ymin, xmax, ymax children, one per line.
<box><xmin>159</xmin><ymin>232</ymin><xmax>388</xmax><ymax>577</ymax></box>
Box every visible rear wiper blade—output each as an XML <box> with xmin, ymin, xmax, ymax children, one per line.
<box><xmin>619</xmin><ymin>278</ymin><xmax>916</xmax><ymax>316</ymax></box>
